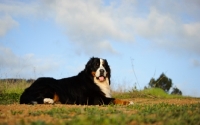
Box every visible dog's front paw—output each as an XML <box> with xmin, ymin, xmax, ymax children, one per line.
<box><xmin>44</xmin><ymin>98</ymin><xmax>54</xmax><ymax>104</ymax></box>
<box><xmin>123</xmin><ymin>100</ymin><xmax>134</xmax><ymax>105</ymax></box>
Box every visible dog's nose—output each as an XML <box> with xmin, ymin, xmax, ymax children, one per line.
<box><xmin>100</xmin><ymin>69</ymin><xmax>104</xmax><ymax>74</ymax></box>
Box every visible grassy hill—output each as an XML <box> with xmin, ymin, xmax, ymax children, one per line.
<box><xmin>0</xmin><ymin>80</ymin><xmax>200</xmax><ymax>125</ymax></box>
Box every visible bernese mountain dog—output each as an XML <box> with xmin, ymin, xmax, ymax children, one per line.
<box><xmin>20</xmin><ymin>57</ymin><xmax>133</xmax><ymax>105</ymax></box>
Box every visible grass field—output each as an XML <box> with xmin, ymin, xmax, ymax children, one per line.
<box><xmin>0</xmin><ymin>81</ymin><xmax>200</xmax><ymax>125</ymax></box>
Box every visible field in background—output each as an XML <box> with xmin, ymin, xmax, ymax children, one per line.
<box><xmin>0</xmin><ymin>80</ymin><xmax>200</xmax><ymax>125</ymax></box>
<box><xmin>0</xmin><ymin>80</ymin><xmax>30</xmax><ymax>104</ymax></box>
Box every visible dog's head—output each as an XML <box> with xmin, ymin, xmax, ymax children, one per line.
<box><xmin>85</xmin><ymin>57</ymin><xmax>111</xmax><ymax>83</ymax></box>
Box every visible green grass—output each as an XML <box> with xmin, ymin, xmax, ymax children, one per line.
<box><xmin>0</xmin><ymin>80</ymin><xmax>200</xmax><ymax>125</ymax></box>
<box><xmin>11</xmin><ymin>110</ymin><xmax>23</xmax><ymax>115</ymax></box>
<box><xmin>6</xmin><ymin>104</ymin><xmax>200</xmax><ymax>125</ymax></box>
<box><xmin>0</xmin><ymin>80</ymin><xmax>30</xmax><ymax>104</ymax></box>
<box><xmin>0</xmin><ymin>80</ymin><xmax>30</xmax><ymax>94</ymax></box>
<box><xmin>113</xmin><ymin>88</ymin><xmax>186</xmax><ymax>99</ymax></box>
<box><xmin>142</xmin><ymin>88</ymin><xmax>184</xmax><ymax>98</ymax></box>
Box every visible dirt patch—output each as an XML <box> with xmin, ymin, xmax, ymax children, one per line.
<box><xmin>0</xmin><ymin>98</ymin><xmax>200</xmax><ymax>125</ymax></box>
<box><xmin>131</xmin><ymin>98</ymin><xmax>200</xmax><ymax>105</ymax></box>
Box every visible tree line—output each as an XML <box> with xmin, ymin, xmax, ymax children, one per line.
<box><xmin>145</xmin><ymin>73</ymin><xmax>182</xmax><ymax>95</ymax></box>
<box><xmin>0</xmin><ymin>78</ymin><xmax>35</xmax><ymax>83</ymax></box>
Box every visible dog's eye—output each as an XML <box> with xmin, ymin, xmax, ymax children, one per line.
<box><xmin>96</xmin><ymin>63</ymin><xmax>99</xmax><ymax>66</ymax></box>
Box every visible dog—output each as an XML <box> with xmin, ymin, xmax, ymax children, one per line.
<box><xmin>20</xmin><ymin>57</ymin><xmax>133</xmax><ymax>105</ymax></box>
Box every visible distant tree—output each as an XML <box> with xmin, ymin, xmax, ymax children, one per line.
<box><xmin>148</xmin><ymin>73</ymin><xmax>173</xmax><ymax>93</ymax></box>
<box><xmin>171</xmin><ymin>87</ymin><xmax>182</xmax><ymax>95</ymax></box>
<box><xmin>149</xmin><ymin>78</ymin><xmax>156</xmax><ymax>87</ymax></box>
<box><xmin>144</xmin><ymin>86</ymin><xmax>148</xmax><ymax>89</ymax></box>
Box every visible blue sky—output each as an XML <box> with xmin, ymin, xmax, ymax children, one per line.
<box><xmin>0</xmin><ymin>0</ymin><xmax>200</xmax><ymax>97</ymax></box>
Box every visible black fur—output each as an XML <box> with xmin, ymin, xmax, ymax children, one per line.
<box><xmin>20</xmin><ymin>57</ymin><xmax>115</xmax><ymax>105</ymax></box>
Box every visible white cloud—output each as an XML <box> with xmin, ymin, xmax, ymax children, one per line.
<box><xmin>128</xmin><ymin>7</ymin><xmax>176</xmax><ymax>38</ymax></box>
<box><xmin>47</xmin><ymin>0</ymin><xmax>133</xmax><ymax>54</ymax></box>
<box><xmin>181</xmin><ymin>23</ymin><xmax>200</xmax><ymax>54</ymax></box>
<box><xmin>0</xmin><ymin>0</ymin><xmax>200</xmax><ymax>55</ymax></box>
<box><xmin>145</xmin><ymin>0</ymin><xmax>200</xmax><ymax>21</ymax></box>
<box><xmin>0</xmin><ymin>46</ymin><xmax>60</xmax><ymax>78</ymax></box>
<box><xmin>0</xmin><ymin>15</ymin><xmax>18</xmax><ymax>36</ymax></box>
<box><xmin>122</xmin><ymin>3</ymin><xmax>200</xmax><ymax>55</ymax></box>
<box><xmin>184</xmin><ymin>23</ymin><xmax>200</xmax><ymax>38</ymax></box>
<box><xmin>0</xmin><ymin>1</ymin><xmax>49</xmax><ymax>18</ymax></box>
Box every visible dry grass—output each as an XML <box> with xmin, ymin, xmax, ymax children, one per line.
<box><xmin>0</xmin><ymin>80</ymin><xmax>200</xmax><ymax>125</ymax></box>
<box><xmin>0</xmin><ymin>98</ymin><xmax>200</xmax><ymax>125</ymax></box>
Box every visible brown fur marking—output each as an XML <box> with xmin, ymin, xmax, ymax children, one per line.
<box><xmin>53</xmin><ymin>93</ymin><xmax>60</xmax><ymax>103</ymax></box>
<box><xmin>91</xmin><ymin>72</ymin><xmax>96</xmax><ymax>77</ymax></box>
<box><xmin>113</xmin><ymin>99</ymin><xmax>130</xmax><ymax>105</ymax></box>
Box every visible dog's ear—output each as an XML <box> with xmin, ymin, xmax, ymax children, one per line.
<box><xmin>85</xmin><ymin>57</ymin><xmax>94</xmax><ymax>72</ymax></box>
<box><xmin>104</xmin><ymin>59</ymin><xmax>111</xmax><ymax>79</ymax></box>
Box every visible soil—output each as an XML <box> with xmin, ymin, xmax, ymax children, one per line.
<box><xmin>0</xmin><ymin>98</ymin><xmax>200</xmax><ymax>125</ymax></box>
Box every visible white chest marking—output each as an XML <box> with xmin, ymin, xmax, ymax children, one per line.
<box><xmin>94</xmin><ymin>77</ymin><xmax>111</xmax><ymax>98</ymax></box>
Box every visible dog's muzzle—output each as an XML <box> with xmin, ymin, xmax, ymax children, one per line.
<box><xmin>96</xmin><ymin>68</ymin><xmax>106</xmax><ymax>82</ymax></box>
